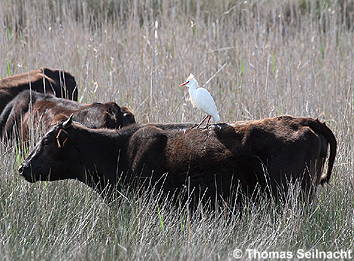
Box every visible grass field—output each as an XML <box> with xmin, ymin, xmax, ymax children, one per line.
<box><xmin>0</xmin><ymin>0</ymin><xmax>353</xmax><ymax>260</ymax></box>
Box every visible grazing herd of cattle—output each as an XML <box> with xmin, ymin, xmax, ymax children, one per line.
<box><xmin>1</xmin><ymin>68</ymin><xmax>337</xmax><ymax>208</ymax></box>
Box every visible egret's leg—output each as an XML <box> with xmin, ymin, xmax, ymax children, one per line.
<box><xmin>194</xmin><ymin>115</ymin><xmax>209</xmax><ymax>129</ymax></box>
<box><xmin>197</xmin><ymin>115</ymin><xmax>211</xmax><ymax>129</ymax></box>
<box><xmin>205</xmin><ymin>115</ymin><xmax>212</xmax><ymax>128</ymax></box>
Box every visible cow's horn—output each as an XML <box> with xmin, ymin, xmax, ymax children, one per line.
<box><xmin>63</xmin><ymin>114</ymin><xmax>74</xmax><ymax>129</ymax></box>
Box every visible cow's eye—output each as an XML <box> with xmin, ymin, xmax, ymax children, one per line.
<box><xmin>42</xmin><ymin>138</ymin><xmax>50</xmax><ymax>146</ymax></box>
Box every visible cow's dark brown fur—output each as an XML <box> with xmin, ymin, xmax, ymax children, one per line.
<box><xmin>0</xmin><ymin>68</ymin><xmax>78</xmax><ymax>114</ymax></box>
<box><xmin>0</xmin><ymin>90</ymin><xmax>135</xmax><ymax>141</ymax></box>
<box><xmin>19</xmin><ymin>115</ymin><xmax>337</xmax><ymax>206</ymax></box>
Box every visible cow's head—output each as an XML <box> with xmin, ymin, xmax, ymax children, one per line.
<box><xmin>19</xmin><ymin>115</ymin><xmax>81</xmax><ymax>182</ymax></box>
<box><xmin>42</xmin><ymin>68</ymin><xmax>78</xmax><ymax>101</ymax></box>
<box><xmin>103</xmin><ymin>103</ymin><xmax>135</xmax><ymax>129</ymax></box>
<box><xmin>120</xmin><ymin>106</ymin><xmax>136</xmax><ymax>127</ymax></box>
<box><xmin>74</xmin><ymin>102</ymin><xmax>135</xmax><ymax>130</ymax></box>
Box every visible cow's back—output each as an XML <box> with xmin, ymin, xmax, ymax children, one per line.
<box><xmin>0</xmin><ymin>68</ymin><xmax>78</xmax><ymax>114</ymax></box>
<box><xmin>0</xmin><ymin>90</ymin><xmax>79</xmax><ymax>140</ymax></box>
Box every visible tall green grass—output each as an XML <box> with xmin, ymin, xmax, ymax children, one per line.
<box><xmin>0</xmin><ymin>0</ymin><xmax>352</xmax><ymax>260</ymax></box>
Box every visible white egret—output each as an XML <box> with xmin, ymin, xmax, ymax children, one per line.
<box><xmin>179</xmin><ymin>74</ymin><xmax>220</xmax><ymax>128</ymax></box>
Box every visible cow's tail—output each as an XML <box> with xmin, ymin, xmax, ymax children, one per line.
<box><xmin>304</xmin><ymin>118</ymin><xmax>337</xmax><ymax>185</ymax></box>
<box><xmin>0</xmin><ymin>101</ymin><xmax>14</xmax><ymax>137</ymax></box>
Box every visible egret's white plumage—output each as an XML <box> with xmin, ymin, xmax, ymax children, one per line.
<box><xmin>179</xmin><ymin>74</ymin><xmax>220</xmax><ymax>127</ymax></box>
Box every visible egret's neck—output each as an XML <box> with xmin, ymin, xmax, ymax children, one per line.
<box><xmin>187</xmin><ymin>81</ymin><xmax>198</xmax><ymax>97</ymax></box>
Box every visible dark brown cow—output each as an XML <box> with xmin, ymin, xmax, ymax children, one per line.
<box><xmin>0</xmin><ymin>90</ymin><xmax>135</xmax><ymax>141</ymax></box>
<box><xmin>0</xmin><ymin>68</ymin><xmax>78</xmax><ymax>114</ymax></box>
<box><xmin>19</xmin><ymin>115</ymin><xmax>336</xmax><ymax>206</ymax></box>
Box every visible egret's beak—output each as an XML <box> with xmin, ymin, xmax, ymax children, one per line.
<box><xmin>179</xmin><ymin>80</ymin><xmax>189</xmax><ymax>87</ymax></box>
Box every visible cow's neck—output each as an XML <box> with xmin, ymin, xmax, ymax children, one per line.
<box><xmin>70</xmin><ymin>126</ymin><xmax>130</xmax><ymax>190</ymax></box>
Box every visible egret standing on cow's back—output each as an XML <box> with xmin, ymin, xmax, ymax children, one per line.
<box><xmin>179</xmin><ymin>74</ymin><xmax>220</xmax><ymax>128</ymax></box>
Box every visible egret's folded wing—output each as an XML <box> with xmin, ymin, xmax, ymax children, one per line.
<box><xmin>194</xmin><ymin>88</ymin><xmax>219</xmax><ymax>116</ymax></box>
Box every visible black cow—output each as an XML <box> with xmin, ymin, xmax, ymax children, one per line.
<box><xmin>19</xmin><ymin>115</ymin><xmax>337</xmax><ymax>206</ymax></box>
<box><xmin>0</xmin><ymin>90</ymin><xmax>135</xmax><ymax>141</ymax></box>
<box><xmin>0</xmin><ymin>68</ymin><xmax>78</xmax><ymax>114</ymax></box>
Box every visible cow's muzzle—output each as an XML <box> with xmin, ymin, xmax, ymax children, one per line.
<box><xmin>18</xmin><ymin>165</ymin><xmax>24</xmax><ymax>175</ymax></box>
<box><xmin>18</xmin><ymin>163</ymin><xmax>36</xmax><ymax>183</ymax></box>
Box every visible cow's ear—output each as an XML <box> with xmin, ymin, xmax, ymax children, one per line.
<box><xmin>56</xmin><ymin>129</ymin><xmax>69</xmax><ymax>149</ymax></box>
<box><xmin>107</xmin><ymin>106</ymin><xmax>114</xmax><ymax>116</ymax></box>
<box><xmin>62</xmin><ymin>114</ymin><xmax>74</xmax><ymax>129</ymax></box>
<box><xmin>107</xmin><ymin>104</ymin><xmax>120</xmax><ymax>116</ymax></box>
